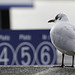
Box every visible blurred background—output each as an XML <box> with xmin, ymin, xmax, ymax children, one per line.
<box><xmin>10</xmin><ymin>0</ymin><xmax>75</xmax><ymax>65</ymax></box>
<box><xmin>10</xmin><ymin>0</ymin><xmax>75</xmax><ymax>30</ymax></box>
<box><xmin>0</xmin><ymin>0</ymin><xmax>75</xmax><ymax>65</ymax></box>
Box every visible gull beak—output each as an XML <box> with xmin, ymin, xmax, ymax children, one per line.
<box><xmin>48</xmin><ymin>19</ymin><xmax>55</xmax><ymax>23</ymax></box>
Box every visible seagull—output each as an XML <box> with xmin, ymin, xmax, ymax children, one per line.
<box><xmin>48</xmin><ymin>13</ymin><xmax>75</xmax><ymax>67</ymax></box>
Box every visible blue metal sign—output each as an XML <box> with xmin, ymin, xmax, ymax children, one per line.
<box><xmin>0</xmin><ymin>30</ymin><xmax>57</xmax><ymax>65</ymax></box>
<box><xmin>0</xmin><ymin>0</ymin><xmax>33</xmax><ymax>9</ymax></box>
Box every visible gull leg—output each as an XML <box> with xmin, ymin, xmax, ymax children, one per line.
<box><xmin>72</xmin><ymin>55</ymin><xmax>74</xmax><ymax>67</ymax></box>
<box><xmin>65</xmin><ymin>55</ymin><xmax>74</xmax><ymax>67</ymax></box>
<box><xmin>61</xmin><ymin>53</ymin><xmax>64</xmax><ymax>67</ymax></box>
<box><xmin>53</xmin><ymin>53</ymin><xmax>64</xmax><ymax>67</ymax></box>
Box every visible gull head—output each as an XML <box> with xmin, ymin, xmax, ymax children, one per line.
<box><xmin>48</xmin><ymin>13</ymin><xmax>69</xmax><ymax>23</ymax></box>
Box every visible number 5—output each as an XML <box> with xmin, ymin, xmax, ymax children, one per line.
<box><xmin>21</xmin><ymin>47</ymin><xmax>31</xmax><ymax>65</ymax></box>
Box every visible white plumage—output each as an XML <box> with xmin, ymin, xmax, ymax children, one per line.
<box><xmin>48</xmin><ymin>13</ymin><xmax>75</xmax><ymax>67</ymax></box>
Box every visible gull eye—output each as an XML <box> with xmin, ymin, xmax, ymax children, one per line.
<box><xmin>55</xmin><ymin>15</ymin><xmax>62</xmax><ymax>20</ymax></box>
<box><xmin>55</xmin><ymin>15</ymin><xmax>59</xmax><ymax>20</ymax></box>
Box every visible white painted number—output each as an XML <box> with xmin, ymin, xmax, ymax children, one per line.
<box><xmin>0</xmin><ymin>47</ymin><xmax>9</xmax><ymax>65</ymax></box>
<box><xmin>21</xmin><ymin>47</ymin><xmax>31</xmax><ymax>65</ymax></box>
<box><xmin>41</xmin><ymin>46</ymin><xmax>50</xmax><ymax>64</ymax></box>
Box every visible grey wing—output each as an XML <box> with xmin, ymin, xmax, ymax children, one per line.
<box><xmin>55</xmin><ymin>23</ymin><xmax>75</xmax><ymax>52</ymax></box>
<box><xmin>62</xmin><ymin>24</ymin><xmax>75</xmax><ymax>39</ymax></box>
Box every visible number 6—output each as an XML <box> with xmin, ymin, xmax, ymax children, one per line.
<box><xmin>41</xmin><ymin>46</ymin><xmax>50</xmax><ymax>64</ymax></box>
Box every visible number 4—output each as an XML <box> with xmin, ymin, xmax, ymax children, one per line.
<box><xmin>0</xmin><ymin>47</ymin><xmax>9</xmax><ymax>65</ymax></box>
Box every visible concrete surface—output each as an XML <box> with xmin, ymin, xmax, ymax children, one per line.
<box><xmin>0</xmin><ymin>65</ymin><xmax>75</xmax><ymax>75</ymax></box>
